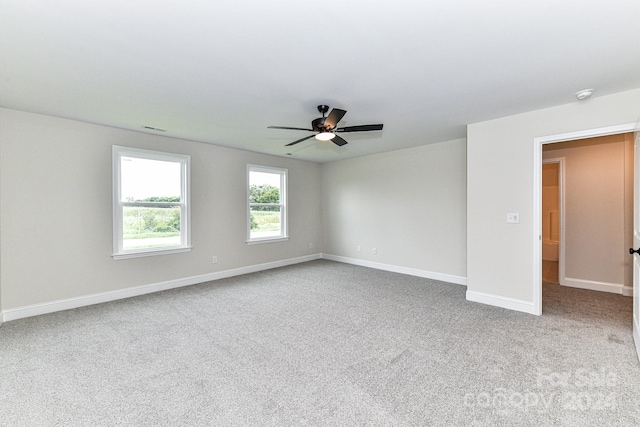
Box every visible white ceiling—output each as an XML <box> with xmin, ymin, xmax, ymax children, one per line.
<box><xmin>2</xmin><ymin>1</ymin><xmax>640</xmax><ymax>163</ymax></box>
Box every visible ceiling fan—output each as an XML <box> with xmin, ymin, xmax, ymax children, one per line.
<box><xmin>268</xmin><ymin>105</ymin><xmax>383</xmax><ymax>147</ymax></box>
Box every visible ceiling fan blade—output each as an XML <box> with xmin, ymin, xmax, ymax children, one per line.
<box><xmin>268</xmin><ymin>126</ymin><xmax>314</xmax><ymax>131</ymax></box>
<box><xmin>285</xmin><ymin>134</ymin><xmax>315</xmax><ymax>146</ymax></box>
<box><xmin>324</xmin><ymin>108</ymin><xmax>347</xmax><ymax>129</ymax></box>
<box><xmin>332</xmin><ymin>135</ymin><xmax>348</xmax><ymax>146</ymax></box>
<box><xmin>337</xmin><ymin>124</ymin><xmax>384</xmax><ymax>132</ymax></box>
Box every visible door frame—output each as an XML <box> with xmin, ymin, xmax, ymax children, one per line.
<box><xmin>542</xmin><ymin>157</ymin><xmax>565</xmax><ymax>286</ymax></box>
<box><xmin>533</xmin><ymin>123</ymin><xmax>636</xmax><ymax>315</ymax></box>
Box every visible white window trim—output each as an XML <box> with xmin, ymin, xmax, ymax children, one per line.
<box><xmin>112</xmin><ymin>145</ymin><xmax>191</xmax><ymax>259</ymax></box>
<box><xmin>247</xmin><ymin>164</ymin><xmax>288</xmax><ymax>243</ymax></box>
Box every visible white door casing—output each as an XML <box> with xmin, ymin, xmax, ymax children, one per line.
<box><xmin>632</xmin><ymin>122</ymin><xmax>640</xmax><ymax>361</ymax></box>
<box><xmin>542</xmin><ymin>158</ymin><xmax>565</xmax><ymax>287</ymax></box>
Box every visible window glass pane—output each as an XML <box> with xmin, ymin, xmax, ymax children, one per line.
<box><xmin>250</xmin><ymin>206</ymin><xmax>282</xmax><ymax>239</ymax></box>
<box><xmin>247</xmin><ymin>165</ymin><xmax>286</xmax><ymax>242</ymax></box>
<box><xmin>113</xmin><ymin>146</ymin><xmax>190</xmax><ymax>259</ymax></box>
<box><xmin>121</xmin><ymin>157</ymin><xmax>181</xmax><ymax>202</ymax></box>
<box><xmin>249</xmin><ymin>171</ymin><xmax>281</xmax><ymax>204</ymax></box>
<box><xmin>123</xmin><ymin>205</ymin><xmax>181</xmax><ymax>249</ymax></box>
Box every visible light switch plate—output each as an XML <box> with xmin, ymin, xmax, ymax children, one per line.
<box><xmin>507</xmin><ymin>213</ymin><xmax>520</xmax><ymax>224</ymax></box>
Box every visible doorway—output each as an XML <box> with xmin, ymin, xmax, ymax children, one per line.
<box><xmin>541</xmin><ymin>133</ymin><xmax>633</xmax><ymax>297</ymax></box>
<box><xmin>541</xmin><ymin>160</ymin><xmax>562</xmax><ymax>284</ymax></box>
<box><xmin>533</xmin><ymin>123</ymin><xmax>637</xmax><ymax>315</ymax></box>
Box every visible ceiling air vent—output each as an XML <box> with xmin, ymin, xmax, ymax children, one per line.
<box><xmin>142</xmin><ymin>125</ymin><xmax>167</xmax><ymax>132</ymax></box>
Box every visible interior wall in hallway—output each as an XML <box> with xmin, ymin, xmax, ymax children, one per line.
<box><xmin>543</xmin><ymin>133</ymin><xmax>633</xmax><ymax>289</ymax></box>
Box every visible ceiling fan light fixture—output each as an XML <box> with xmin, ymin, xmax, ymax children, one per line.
<box><xmin>315</xmin><ymin>132</ymin><xmax>335</xmax><ymax>141</ymax></box>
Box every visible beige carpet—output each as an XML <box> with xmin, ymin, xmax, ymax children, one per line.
<box><xmin>1</xmin><ymin>260</ymin><xmax>638</xmax><ymax>426</ymax></box>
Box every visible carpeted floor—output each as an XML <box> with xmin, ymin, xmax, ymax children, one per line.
<box><xmin>1</xmin><ymin>260</ymin><xmax>639</xmax><ymax>426</ymax></box>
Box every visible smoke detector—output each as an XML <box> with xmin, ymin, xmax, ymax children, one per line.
<box><xmin>575</xmin><ymin>89</ymin><xmax>594</xmax><ymax>101</ymax></box>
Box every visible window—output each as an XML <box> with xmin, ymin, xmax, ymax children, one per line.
<box><xmin>247</xmin><ymin>165</ymin><xmax>287</xmax><ymax>243</ymax></box>
<box><xmin>113</xmin><ymin>146</ymin><xmax>190</xmax><ymax>259</ymax></box>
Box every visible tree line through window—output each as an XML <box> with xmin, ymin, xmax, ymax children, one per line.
<box><xmin>248</xmin><ymin>165</ymin><xmax>287</xmax><ymax>242</ymax></box>
<box><xmin>113</xmin><ymin>146</ymin><xmax>190</xmax><ymax>259</ymax></box>
<box><xmin>113</xmin><ymin>149</ymin><xmax>287</xmax><ymax>258</ymax></box>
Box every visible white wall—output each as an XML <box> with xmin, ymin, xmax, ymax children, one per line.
<box><xmin>321</xmin><ymin>139</ymin><xmax>467</xmax><ymax>282</ymax></box>
<box><xmin>4</xmin><ymin>88</ymin><xmax>639</xmax><ymax>320</ymax></box>
<box><xmin>467</xmin><ymin>88</ymin><xmax>640</xmax><ymax>312</ymax></box>
<box><xmin>543</xmin><ymin>134</ymin><xmax>633</xmax><ymax>290</ymax></box>
<box><xmin>0</xmin><ymin>108</ymin><xmax>322</xmax><ymax>313</ymax></box>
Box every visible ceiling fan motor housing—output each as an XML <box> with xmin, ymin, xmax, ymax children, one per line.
<box><xmin>312</xmin><ymin>117</ymin><xmax>328</xmax><ymax>132</ymax></box>
<box><xmin>313</xmin><ymin>105</ymin><xmax>331</xmax><ymax>131</ymax></box>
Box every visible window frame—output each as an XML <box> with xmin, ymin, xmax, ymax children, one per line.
<box><xmin>112</xmin><ymin>145</ymin><xmax>191</xmax><ymax>259</ymax></box>
<box><xmin>247</xmin><ymin>164</ymin><xmax>288</xmax><ymax>244</ymax></box>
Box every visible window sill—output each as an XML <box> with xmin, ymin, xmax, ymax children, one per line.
<box><xmin>246</xmin><ymin>237</ymin><xmax>289</xmax><ymax>245</ymax></box>
<box><xmin>112</xmin><ymin>246</ymin><xmax>192</xmax><ymax>260</ymax></box>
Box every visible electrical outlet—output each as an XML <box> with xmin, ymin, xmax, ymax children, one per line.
<box><xmin>212</xmin><ymin>256</ymin><xmax>218</xmax><ymax>264</ymax></box>
<box><xmin>357</xmin><ymin>245</ymin><xmax>361</xmax><ymax>252</ymax></box>
<box><xmin>309</xmin><ymin>242</ymin><xmax>313</xmax><ymax>249</ymax></box>
<box><xmin>372</xmin><ymin>247</ymin><xmax>377</xmax><ymax>255</ymax></box>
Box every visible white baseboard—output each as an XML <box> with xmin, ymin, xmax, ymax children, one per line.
<box><xmin>3</xmin><ymin>253</ymin><xmax>538</xmax><ymax>323</ymax></box>
<box><xmin>1</xmin><ymin>254</ymin><xmax>322</xmax><ymax>323</ymax></box>
<box><xmin>320</xmin><ymin>254</ymin><xmax>467</xmax><ymax>285</ymax></box>
<box><xmin>466</xmin><ymin>290</ymin><xmax>537</xmax><ymax>315</ymax></box>
<box><xmin>562</xmin><ymin>277</ymin><xmax>633</xmax><ymax>296</ymax></box>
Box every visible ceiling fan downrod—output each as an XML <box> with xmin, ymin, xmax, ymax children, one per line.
<box><xmin>317</xmin><ymin>105</ymin><xmax>330</xmax><ymax>116</ymax></box>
